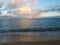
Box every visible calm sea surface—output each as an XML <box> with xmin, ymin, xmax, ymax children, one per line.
<box><xmin>0</xmin><ymin>18</ymin><xmax>60</xmax><ymax>30</ymax></box>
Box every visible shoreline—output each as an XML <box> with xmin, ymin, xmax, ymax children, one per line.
<box><xmin>0</xmin><ymin>40</ymin><xmax>60</xmax><ymax>45</ymax></box>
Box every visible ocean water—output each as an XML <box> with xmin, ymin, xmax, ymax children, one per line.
<box><xmin>0</xmin><ymin>18</ymin><xmax>60</xmax><ymax>42</ymax></box>
<box><xmin>0</xmin><ymin>18</ymin><xmax>60</xmax><ymax>30</ymax></box>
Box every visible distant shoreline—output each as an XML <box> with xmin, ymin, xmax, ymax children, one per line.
<box><xmin>0</xmin><ymin>16</ymin><xmax>60</xmax><ymax>19</ymax></box>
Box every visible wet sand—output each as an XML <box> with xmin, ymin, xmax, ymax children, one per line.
<box><xmin>0</xmin><ymin>32</ymin><xmax>60</xmax><ymax>45</ymax></box>
<box><xmin>0</xmin><ymin>40</ymin><xmax>60</xmax><ymax>45</ymax></box>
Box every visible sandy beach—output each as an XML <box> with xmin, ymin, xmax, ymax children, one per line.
<box><xmin>0</xmin><ymin>32</ymin><xmax>60</xmax><ymax>45</ymax></box>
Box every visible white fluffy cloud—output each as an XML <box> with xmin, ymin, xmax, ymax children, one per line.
<box><xmin>9</xmin><ymin>0</ymin><xmax>38</xmax><ymax>9</ymax></box>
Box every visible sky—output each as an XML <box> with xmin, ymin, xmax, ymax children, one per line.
<box><xmin>0</xmin><ymin>0</ymin><xmax>60</xmax><ymax>18</ymax></box>
<box><xmin>36</xmin><ymin>0</ymin><xmax>60</xmax><ymax>17</ymax></box>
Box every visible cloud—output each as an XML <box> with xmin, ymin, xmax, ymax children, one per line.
<box><xmin>8</xmin><ymin>0</ymin><xmax>38</xmax><ymax>8</ymax></box>
<box><xmin>41</xmin><ymin>12</ymin><xmax>60</xmax><ymax>17</ymax></box>
<box><xmin>0</xmin><ymin>0</ymin><xmax>41</xmax><ymax>18</ymax></box>
<box><xmin>42</xmin><ymin>5</ymin><xmax>60</xmax><ymax>12</ymax></box>
<box><xmin>7</xmin><ymin>0</ymin><xmax>39</xmax><ymax>16</ymax></box>
<box><xmin>36</xmin><ymin>5</ymin><xmax>60</xmax><ymax>18</ymax></box>
<box><xmin>0</xmin><ymin>1</ymin><xmax>3</xmax><ymax>6</ymax></box>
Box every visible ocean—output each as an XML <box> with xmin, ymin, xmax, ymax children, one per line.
<box><xmin>0</xmin><ymin>18</ymin><xmax>60</xmax><ymax>42</ymax></box>
<box><xmin>0</xmin><ymin>18</ymin><xmax>60</xmax><ymax>31</ymax></box>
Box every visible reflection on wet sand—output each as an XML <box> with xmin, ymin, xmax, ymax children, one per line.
<box><xmin>19</xmin><ymin>36</ymin><xmax>33</xmax><ymax>41</ymax></box>
<box><xmin>0</xmin><ymin>32</ymin><xmax>60</xmax><ymax>43</ymax></box>
<box><xmin>0</xmin><ymin>34</ymin><xmax>33</xmax><ymax>43</ymax></box>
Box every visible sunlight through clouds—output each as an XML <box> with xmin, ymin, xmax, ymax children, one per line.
<box><xmin>0</xmin><ymin>0</ymin><xmax>40</xmax><ymax>18</ymax></box>
<box><xmin>0</xmin><ymin>0</ymin><xmax>60</xmax><ymax>18</ymax></box>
